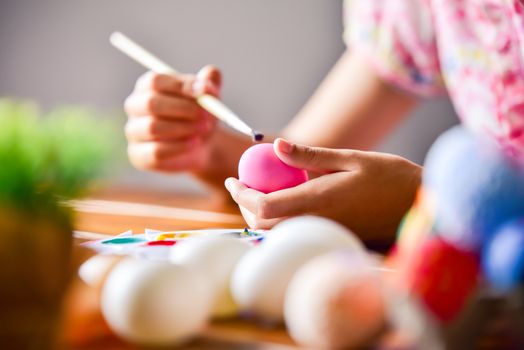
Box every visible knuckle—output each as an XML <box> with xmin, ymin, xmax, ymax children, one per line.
<box><xmin>303</xmin><ymin>147</ymin><xmax>319</xmax><ymax>164</ymax></box>
<box><xmin>145</xmin><ymin>94</ymin><xmax>160</xmax><ymax>114</ymax></box>
<box><xmin>128</xmin><ymin>143</ymin><xmax>164</xmax><ymax>171</ymax></box>
<box><xmin>257</xmin><ymin>197</ymin><xmax>273</xmax><ymax>219</ymax></box>
<box><xmin>252</xmin><ymin>219</ymin><xmax>262</xmax><ymax>229</ymax></box>
<box><xmin>127</xmin><ymin>145</ymin><xmax>148</xmax><ymax>170</ymax></box>
<box><xmin>143</xmin><ymin>117</ymin><xmax>158</xmax><ymax>138</ymax></box>
<box><xmin>124</xmin><ymin>120</ymin><xmax>134</xmax><ymax>139</ymax></box>
<box><xmin>123</xmin><ymin>95</ymin><xmax>134</xmax><ymax>114</ymax></box>
<box><xmin>149</xmin><ymin>143</ymin><xmax>164</xmax><ymax>163</ymax></box>
<box><xmin>136</xmin><ymin>71</ymin><xmax>155</xmax><ymax>89</ymax></box>
<box><xmin>127</xmin><ymin>145</ymin><xmax>137</xmax><ymax>162</ymax></box>
<box><xmin>179</xmin><ymin>78</ymin><xmax>194</xmax><ymax>97</ymax></box>
<box><xmin>346</xmin><ymin>150</ymin><xmax>366</xmax><ymax>170</ymax></box>
<box><xmin>149</xmin><ymin>74</ymin><xmax>166</xmax><ymax>92</ymax></box>
<box><xmin>249</xmin><ymin>214</ymin><xmax>264</xmax><ymax>229</ymax></box>
<box><xmin>171</xmin><ymin>79</ymin><xmax>184</xmax><ymax>93</ymax></box>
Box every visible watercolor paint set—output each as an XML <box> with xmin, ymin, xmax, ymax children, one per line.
<box><xmin>82</xmin><ymin>228</ymin><xmax>266</xmax><ymax>261</ymax></box>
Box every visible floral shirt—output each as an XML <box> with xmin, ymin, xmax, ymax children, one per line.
<box><xmin>344</xmin><ymin>0</ymin><xmax>524</xmax><ymax>159</ymax></box>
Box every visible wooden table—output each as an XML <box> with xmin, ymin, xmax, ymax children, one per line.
<box><xmin>62</xmin><ymin>187</ymin><xmax>516</xmax><ymax>349</ymax></box>
<box><xmin>62</xmin><ymin>187</ymin><xmax>298</xmax><ymax>349</ymax></box>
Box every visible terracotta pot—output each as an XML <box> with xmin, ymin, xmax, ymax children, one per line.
<box><xmin>0</xmin><ymin>206</ymin><xmax>73</xmax><ymax>349</ymax></box>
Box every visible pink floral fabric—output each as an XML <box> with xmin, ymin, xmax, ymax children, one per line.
<box><xmin>344</xmin><ymin>0</ymin><xmax>524</xmax><ymax>159</ymax></box>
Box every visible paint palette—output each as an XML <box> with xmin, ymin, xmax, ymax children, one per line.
<box><xmin>82</xmin><ymin>228</ymin><xmax>266</xmax><ymax>261</ymax></box>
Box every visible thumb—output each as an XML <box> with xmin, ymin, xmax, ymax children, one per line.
<box><xmin>273</xmin><ymin>138</ymin><xmax>359</xmax><ymax>173</ymax></box>
<box><xmin>194</xmin><ymin>65</ymin><xmax>222</xmax><ymax>97</ymax></box>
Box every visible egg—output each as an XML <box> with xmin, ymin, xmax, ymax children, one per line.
<box><xmin>169</xmin><ymin>236</ymin><xmax>251</xmax><ymax>318</ymax></box>
<box><xmin>284</xmin><ymin>251</ymin><xmax>385</xmax><ymax>349</ymax></box>
<box><xmin>101</xmin><ymin>258</ymin><xmax>211</xmax><ymax>346</ymax></box>
<box><xmin>399</xmin><ymin>236</ymin><xmax>479</xmax><ymax>323</ymax></box>
<box><xmin>231</xmin><ymin>216</ymin><xmax>365</xmax><ymax>320</ymax></box>
<box><xmin>238</xmin><ymin>143</ymin><xmax>308</xmax><ymax>193</ymax></box>
<box><xmin>79</xmin><ymin>254</ymin><xmax>120</xmax><ymax>287</ymax></box>
<box><xmin>423</xmin><ymin>126</ymin><xmax>524</xmax><ymax>250</ymax></box>
<box><xmin>482</xmin><ymin>219</ymin><xmax>524</xmax><ymax>293</ymax></box>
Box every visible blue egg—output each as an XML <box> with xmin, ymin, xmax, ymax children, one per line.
<box><xmin>423</xmin><ymin>126</ymin><xmax>524</xmax><ymax>250</ymax></box>
<box><xmin>482</xmin><ymin>219</ymin><xmax>524</xmax><ymax>293</ymax></box>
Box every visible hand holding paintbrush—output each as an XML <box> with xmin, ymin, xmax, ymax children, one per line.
<box><xmin>114</xmin><ymin>32</ymin><xmax>263</xmax><ymax>178</ymax></box>
<box><xmin>111</xmin><ymin>32</ymin><xmax>263</xmax><ymax>142</ymax></box>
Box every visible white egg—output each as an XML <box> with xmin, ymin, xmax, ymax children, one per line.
<box><xmin>169</xmin><ymin>236</ymin><xmax>251</xmax><ymax>318</ymax></box>
<box><xmin>231</xmin><ymin>215</ymin><xmax>365</xmax><ymax>321</ymax></box>
<box><xmin>101</xmin><ymin>257</ymin><xmax>212</xmax><ymax>346</ymax></box>
<box><xmin>284</xmin><ymin>251</ymin><xmax>385</xmax><ymax>349</ymax></box>
<box><xmin>78</xmin><ymin>254</ymin><xmax>118</xmax><ymax>287</ymax></box>
<box><xmin>264</xmin><ymin>215</ymin><xmax>365</xmax><ymax>250</ymax></box>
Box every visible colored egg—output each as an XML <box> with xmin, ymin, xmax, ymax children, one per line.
<box><xmin>401</xmin><ymin>236</ymin><xmax>479</xmax><ymax>323</ymax></box>
<box><xmin>284</xmin><ymin>251</ymin><xmax>384</xmax><ymax>349</ymax></box>
<box><xmin>423</xmin><ymin>126</ymin><xmax>524</xmax><ymax>250</ymax></box>
<box><xmin>238</xmin><ymin>143</ymin><xmax>308</xmax><ymax>193</ymax></box>
<box><xmin>482</xmin><ymin>219</ymin><xmax>524</xmax><ymax>293</ymax></box>
<box><xmin>230</xmin><ymin>216</ymin><xmax>365</xmax><ymax>321</ymax></box>
<box><xmin>101</xmin><ymin>258</ymin><xmax>212</xmax><ymax>346</ymax></box>
<box><xmin>169</xmin><ymin>236</ymin><xmax>251</xmax><ymax>318</ymax></box>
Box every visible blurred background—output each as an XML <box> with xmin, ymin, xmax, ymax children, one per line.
<box><xmin>0</xmin><ymin>0</ymin><xmax>458</xmax><ymax>195</ymax></box>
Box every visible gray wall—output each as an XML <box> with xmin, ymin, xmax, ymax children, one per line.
<box><xmin>0</xmin><ymin>0</ymin><xmax>458</xmax><ymax>193</ymax></box>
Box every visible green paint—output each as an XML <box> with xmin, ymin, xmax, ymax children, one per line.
<box><xmin>242</xmin><ymin>228</ymin><xmax>259</xmax><ymax>237</ymax></box>
<box><xmin>102</xmin><ymin>237</ymin><xmax>146</xmax><ymax>245</ymax></box>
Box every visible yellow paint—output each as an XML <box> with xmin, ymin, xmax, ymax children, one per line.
<box><xmin>155</xmin><ymin>232</ymin><xmax>193</xmax><ymax>241</ymax></box>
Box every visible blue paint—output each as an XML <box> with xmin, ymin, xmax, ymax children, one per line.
<box><xmin>102</xmin><ymin>237</ymin><xmax>146</xmax><ymax>245</ymax></box>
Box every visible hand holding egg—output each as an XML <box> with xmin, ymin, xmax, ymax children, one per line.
<box><xmin>226</xmin><ymin>138</ymin><xmax>420</xmax><ymax>235</ymax></box>
<box><xmin>237</xmin><ymin>142</ymin><xmax>308</xmax><ymax>194</ymax></box>
<box><xmin>225</xmin><ymin>139</ymin><xmax>308</xmax><ymax>228</ymax></box>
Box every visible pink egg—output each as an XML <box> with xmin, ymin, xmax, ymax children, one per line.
<box><xmin>284</xmin><ymin>252</ymin><xmax>385</xmax><ymax>349</ymax></box>
<box><xmin>238</xmin><ymin>143</ymin><xmax>308</xmax><ymax>193</ymax></box>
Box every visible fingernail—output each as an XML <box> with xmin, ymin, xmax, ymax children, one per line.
<box><xmin>192</xmin><ymin>79</ymin><xmax>205</xmax><ymax>97</ymax></box>
<box><xmin>224</xmin><ymin>178</ymin><xmax>234</xmax><ymax>192</ymax></box>
<box><xmin>276</xmin><ymin>138</ymin><xmax>294</xmax><ymax>154</ymax></box>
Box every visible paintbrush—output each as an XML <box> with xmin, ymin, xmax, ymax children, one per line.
<box><xmin>110</xmin><ymin>31</ymin><xmax>263</xmax><ymax>142</ymax></box>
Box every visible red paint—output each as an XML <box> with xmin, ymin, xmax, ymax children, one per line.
<box><xmin>145</xmin><ymin>240</ymin><xmax>176</xmax><ymax>246</ymax></box>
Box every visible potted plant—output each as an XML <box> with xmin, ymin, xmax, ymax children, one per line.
<box><xmin>0</xmin><ymin>100</ymin><xmax>114</xmax><ymax>349</ymax></box>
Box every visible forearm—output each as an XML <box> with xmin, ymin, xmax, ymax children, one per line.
<box><xmin>283</xmin><ymin>51</ymin><xmax>418</xmax><ymax>150</ymax></box>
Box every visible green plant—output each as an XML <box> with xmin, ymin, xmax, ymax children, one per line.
<box><xmin>0</xmin><ymin>99</ymin><xmax>119</xmax><ymax>348</ymax></box>
<box><xmin>0</xmin><ymin>99</ymin><xmax>117</xmax><ymax>217</ymax></box>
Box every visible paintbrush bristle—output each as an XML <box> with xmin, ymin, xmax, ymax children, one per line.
<box><xmin>253</xmin><ymin>131</ymin><xmax>264</xmax><ymax>142</ymax></box>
